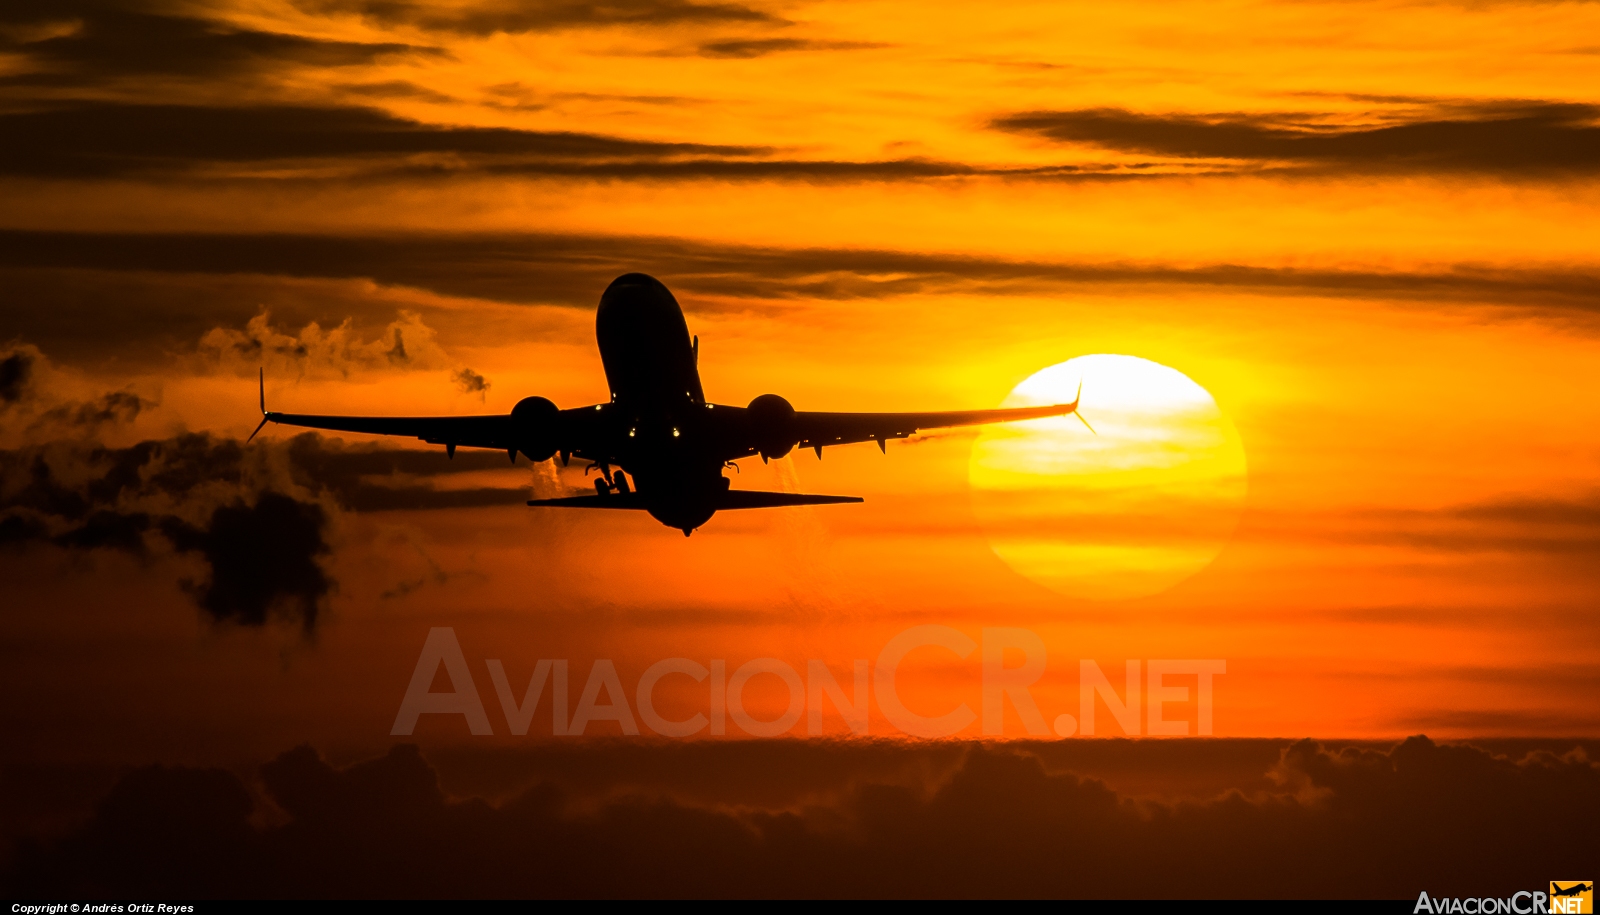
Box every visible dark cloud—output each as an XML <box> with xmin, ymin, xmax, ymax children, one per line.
<box><xmin>6</xmin><ymin>762</ymin><xmax>258</xmax><ymax>898</ymax></box>
<box><xmin>0</xmin><ymin>97</ymin><xmax>1133</xmax><ymax>182</ymax></box>
<box><xmin>455</xmin><ymin>156</ymin><xmax>1037</xmax><ymax>180</ymax></box>
<box><xmin>0</xmin><ymin>346</ymin><xmax>152</xmax><ymax>431</ymax></box>
<box><xmin>696</xmin><ymin>38</ymin><xmax>886</xmax><ymax>59</ymax></box>
<box><xmin>0</xmin><ymin>270</ymin><xmax>461</xmax><ymax>367</ymax></box>
<box><xmin>280</xmin><ymin>432</ymin><xmax>526</xmax><ymax>511</ymax></box>
<box><xmin>6</xmin><ymin>736</ymin><xmax>1596</xmax><ymax>897</ymax></box>
<box><xmin>337</xmin><ymin>80</ymin><xmax>456</xmax><ymax>103</ymax></box>
<box><xmin>453</xmin><ymin>368</ymin><xmax>490</xmax><ymax>396</ymax></box>
<box><xmin>31</xmin><ymin>390</ymin><xmax>150</xmax><ymax>430</ymax></box>
<box><xmin>992</xmin><ymin>102</ymin><xmax>1600</xmax><ymax>174</ymax></box>
<box><xmin>0</xmin><ymin>351</ymin><xmax>33</xmax><ymax>404</ymax></box>
<box><xmin>1455</xmin><ymin>494</ymin><xmax>1600</xmax><ymax>528</ymax></box>
<box><xmin>292</xmin><ymin>0</ymin><xmax>780</xmax><ymax>35</ymax></box>
<box><xmin>160</xmin><ymin>493</ymin><xmax>332</xmax><ymax>629</ymax></box>
<box><xmin>5</xmin><ymin>230</ymin><xmax>1600</xmax><ymax>362</ymax></box>
<box><xmin>1308</xmin><ymin>493</ymin><xmax>1600</xmax><ymax>560</ymax></box>
<box><xmin>0</xmin><ymin>1</ymin><xmax>443</xmax><ymax>87</ymax></box>
<box><xmin>0</xmin><ymin>431</ymin><xmax>528</xmax><ymax>628</ymax></box>
<box><xmin>0</xmin><ymin>434</ymin><xmax>326</xmax><ymax>628</ymax></box>
<box><xmin>0</xmin><ymin>513</ymin><xmax>50</xmax><ymax>548</ymax></box>
<box><xmin>52</xmin><ymin>508</ymin><xmax>152</xmax><ymax>554</ymax></box>
<box><xmin>1394</xmin><ymin>709</ymin><xmax>1600</xmax><ymax>734</ymax></box>
<box><xmin>0</xmin><ymin>103</ymin><xmax>764</xmax><ymax>180</ymax></box>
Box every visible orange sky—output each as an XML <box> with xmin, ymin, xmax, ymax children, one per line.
<box><xmin>3</xmin><ymin>0</ymin><xmax>1600</xmax><ymax>769</ymax></box>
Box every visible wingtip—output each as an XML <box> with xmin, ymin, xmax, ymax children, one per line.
<box><xmin>248</xmin><ymin>369</ymin><xmax>270</xmax><ymax>442</ymax></box>
<box><xmin>246</xmin><ymin>414</ymin><xmax>270</xmax><ymax>443</ymax></box>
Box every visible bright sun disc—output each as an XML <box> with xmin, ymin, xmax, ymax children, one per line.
<box><xmin>969</xmin><ymin>354</ymin><xmax>1248</xmax><ymax>601</ymax></box>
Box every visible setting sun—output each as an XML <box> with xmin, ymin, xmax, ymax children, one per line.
<box><xmin>970</xmin><ymin>355</ymin><xmax>1248</xmax><ymax>600</ymax></box>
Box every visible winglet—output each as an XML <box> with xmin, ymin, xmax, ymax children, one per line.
<box><xmin>1071</xmin><ymin>379</ymin><xmax>1096</xmax><ymax>435</ymax></box>
<box><xmin>247</xmin><ymin>368</ymin><xmax>270</xmax><ymax>443</ymax></box>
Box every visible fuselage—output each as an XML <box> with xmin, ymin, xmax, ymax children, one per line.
<box><xmin>592</xmin><ymin>273</ymin><xmax>726</xmax><ymax>531</ymax></box>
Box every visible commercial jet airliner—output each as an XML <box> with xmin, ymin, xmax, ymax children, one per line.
<box><xmin>251</xmin><ymin>273</ymin><xmax>1090</xmax><ymax>535</ymax></box>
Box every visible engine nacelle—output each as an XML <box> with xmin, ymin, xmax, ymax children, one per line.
<box><xmin>511</xmin><ymin>395</ymin><xmax>560</xmax><ymax>461</ymax></box>
<box><xmin>747</xmin><ymin>393</ymin><xmax>797</xmax><ymax>460</ymax></box>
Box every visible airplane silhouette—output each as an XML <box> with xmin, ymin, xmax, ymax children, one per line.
<box><xmin>251</xmin><ymin>273</ymin><xmax>1089</xmax><ymax>535</ymax></box>
<box><xmin>1552</xmin><ymin>883</ymin><xmax>1593</xmax><ymax>897</ymax></box>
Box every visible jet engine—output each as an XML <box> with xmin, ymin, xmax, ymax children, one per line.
<box><xmin>511</xmin><ymin>395</ymin><xmax>560</xmax><ymax>461</ymax></box>
<box><xmin>747</xmin><ymin>393</ymin><xmax>797</xmax><ymax>460</ymax></box>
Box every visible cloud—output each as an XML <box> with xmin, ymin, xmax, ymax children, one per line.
<box><xmin>0</xmin><ymin>428</ymin><xmax>531</xmax><ymax>628</ymax></box>
<box><xmin>0</xmin><ymin>102</ymin><xmax>765</xmax><ymax>180</ymax></box>
<box><xmin>0</xmin><ymin>270</ymin><xmax>464</xmax><ymax>368</ymax></box>
<box><xmin>7</xmin><ymin>736</ymin><xmax>1596</xmax><ymax>897</ymax></box>
<box><xmin>0</xmin><ymin>99</ymin><xmax>1136</xmax><ymax>183</ymax></box>
<box><xmin>0</xmin><ymin>345</ymin><xmax>153</xmax><ymax>439</ymax></box>
<box><xmin>337</xmin><ymin>80</ymin><xmax>457</xmax><ymax>103</ymax></box>
<box><xmin>160</xmin><ymin>493</ymin><xmax>333</xmax><ymax>629</ymax></box>
<box><xmin>0</xmin><ymin>422</ymin><xmax>540</xmax><ymax>630</ymax></box>
<box><xmin>5</xmin><ymin>231</ymin><xmax>1600</xmax><ymax>342</ymax></box>
<box><xmin>193</xmin><ymin>309</ymin><xmax>462</xmax><ymax>378</ymax></box>
<box><xmin>280</xmin><ymin>434</ymin><xmax>528</xmax><ymax>511</ymax></box>
<box><xmin>0</xmin><ymin>432</ymin><xmax>329</xmax><ymax>628</ymax></box>
<box><xmin>696</xmin><ymin>38</ymin><xmax>886</xmax><ymax>59</ymax></box>
<box><xmin>1299</xmin><ymin>493</ymin><xmax>1600</xmax><ymax>560</ymax></box>
<box><xmin>291</xmin><ymin>0</ymin><xmax>781</xmax><ymax>35</ymax></box>
<box><xmin>991</xmin><ymin>102</ymin><xmax>1600</xmax><ymax>175</ymax></box>
<box><xmin>29</xmin><ymin>390</ymin><xmax>150</xmax><ymax>432</ymax></box>
<box><xmin>453</xmin><ymin>368</ymin><xmax>490</xmax><ymax>397</ymax></box>
<box><xmin>0</xmin><ymin>350</ymin><xmax>34</xmax><ymax>404</ymax></box>
<box><xmin>0</xmin><ymin>1</ymin><xmax>443</xmax><ymax>87</ymax></box>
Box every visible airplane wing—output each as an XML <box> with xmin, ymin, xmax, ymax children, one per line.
<box><xmin>526</xmin><ymin>490</ymin><xmax>863</xmax><ymax>510</ymax></box>
<box><xmin>247</xmin><ymin>370</ymin><xmax>575</xmax><ymax>459</ymax></box>
<box><xmin>255</xmin><ymin>410</ymin><xmax>519</xmax><ymax>452</ymax></box>
<box><xmin>791</xmin><ymin>398</ymin><xmax>1088</xmax><ymax>455</ymax></box>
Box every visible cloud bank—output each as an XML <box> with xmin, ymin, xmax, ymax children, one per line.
<box><xmin>6</xmin><ymin>736</ymin><xmax>1595</xmax><ymax>897</ymax></box>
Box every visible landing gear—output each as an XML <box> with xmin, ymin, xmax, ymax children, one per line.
<box><xmin>594</xmin><ymin>470</ymin><xmax>632</xmax><ymax>496</ymax></box>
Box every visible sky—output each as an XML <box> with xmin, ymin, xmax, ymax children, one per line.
<box><xmin>2</xmin><ymin>0</ymin><xmax>1599</xmax><ymax>897</ymax></box>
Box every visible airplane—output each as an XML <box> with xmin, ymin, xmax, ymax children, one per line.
<box><xmin>250</xmin><ymin>273</ymin><xmax>1091</xmax><ymax>535</ymax></box>
<box><xmin>1551</xmin><ymin>884</ymin><xmax>1593</xmax><ymax>898</ymax></box>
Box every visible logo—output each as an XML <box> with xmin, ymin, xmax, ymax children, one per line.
<box><xmin>1416</xmin><ymin>886</ymin><xmax>1592</xmax><ymax>914</ymax></box>
<box><xmin>1550</xmin><ymin>883</ymin><xmax>1593</xmax><ymax>915</ymax></box>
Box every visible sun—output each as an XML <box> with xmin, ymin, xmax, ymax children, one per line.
<box><xmin>968</xmin><ymin>354</ymin><xmax>1248</xmax><ymax>601</ymax></box>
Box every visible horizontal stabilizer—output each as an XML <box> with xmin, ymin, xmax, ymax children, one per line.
<box><xmin>525</xmin><ymin>490</ymin><xmax>863</xmax><ymax>511</ymax></box>
<box><xmin>717</xmin><ymin>490</ymin><xmax>863</xmax><ymax>509</ymax></box>
<box><xmin>525</xmin><ymin>493</ymin><xmax>648</xmax><ymax>510</ymax></box>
